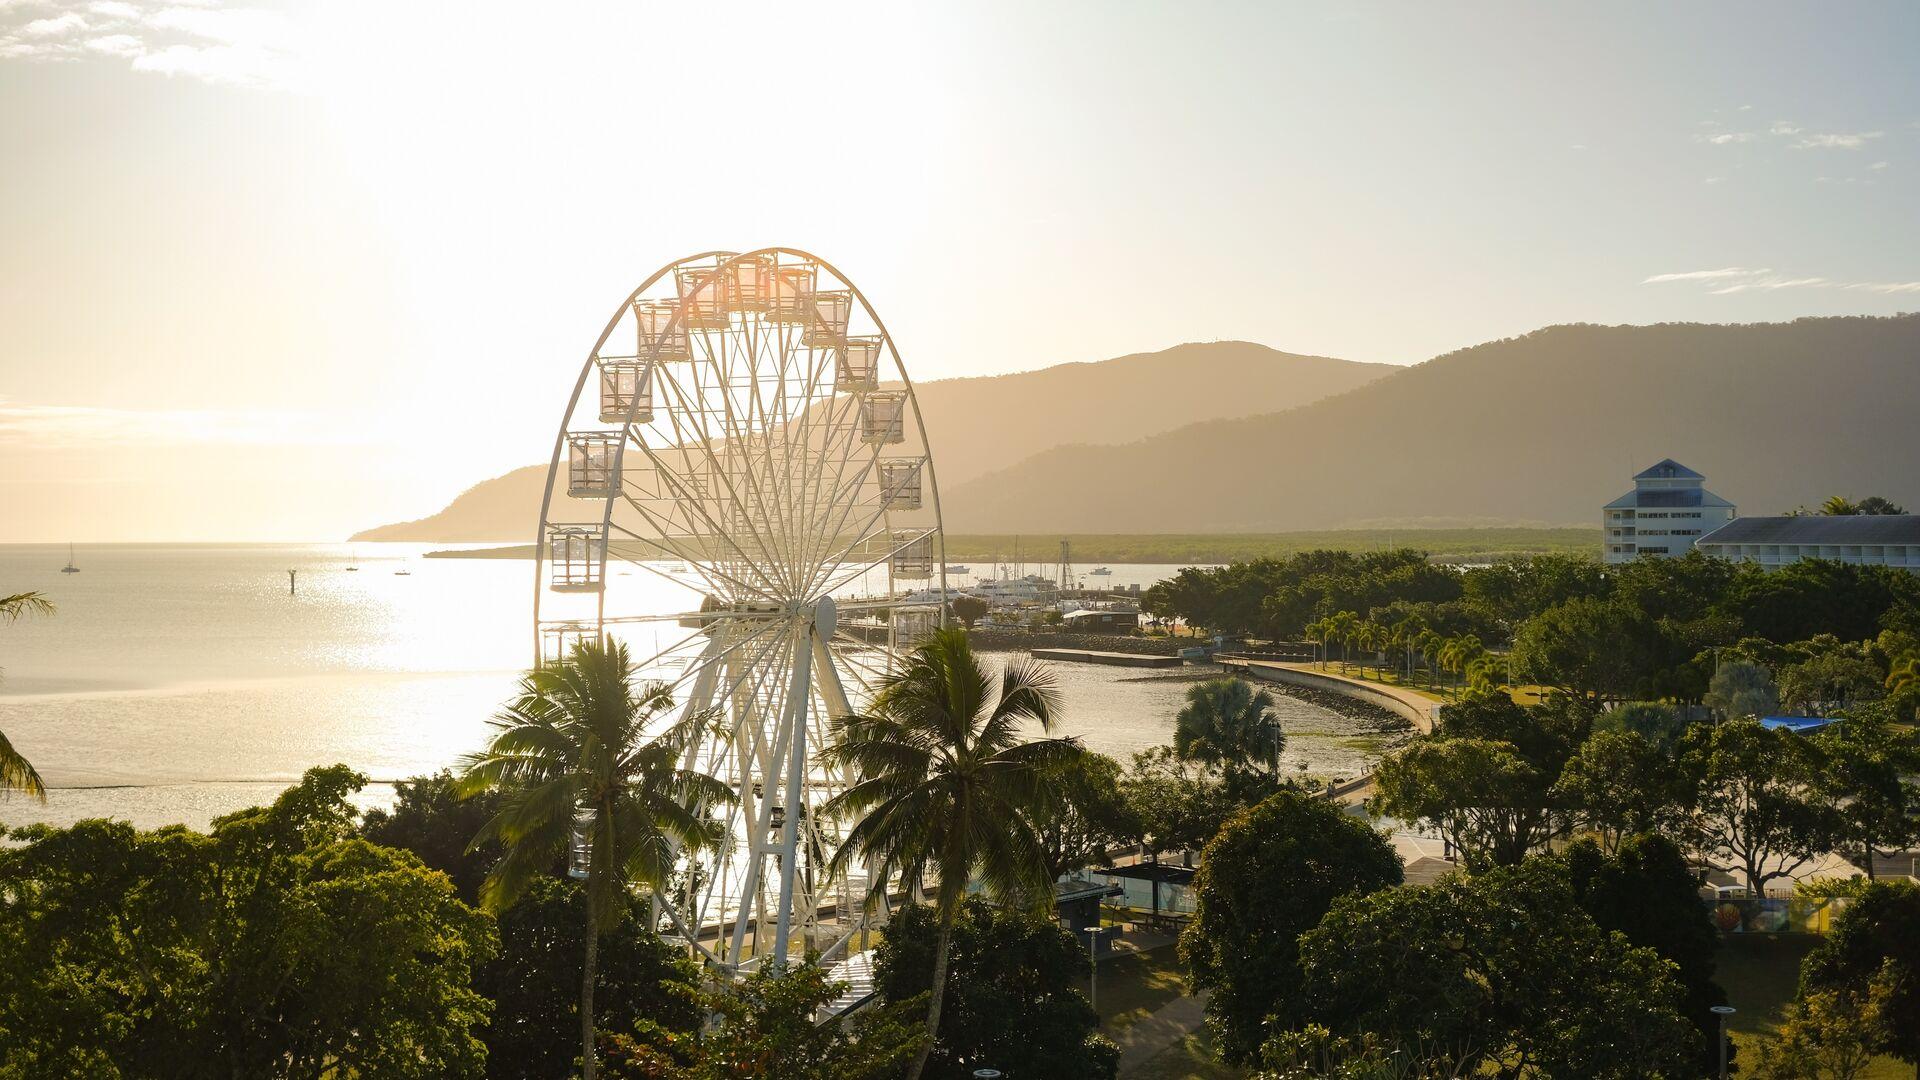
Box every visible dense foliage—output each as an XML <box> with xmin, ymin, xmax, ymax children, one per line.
<box><xmin>0</xmin><ymin>766</ymin><xmax>497</xmax><ymax>1078</ymax></box>
<box><xmin>601</xmin><ymin>961</ymin><xmax>927</xmax><ymax>1080</ymax></box>
<box><xmin>875</xmin><ymin>897</ymin><xmax>1119</xmax><ymax>1080</ymax></box>
<box><xmin>1180</xmin><ymin>790</ymin><xmax>1404</xmax><ymax>1065</ymax></box>
<box><xmin>1800</xmin><ymin>880</ymin><xmax>1920</xmax><ymax>1071</ymax></box>
<box><xmin>1294</xmin><ymin>859</ymin><xmax>1696</xmax><ymax>1079</ymax></box>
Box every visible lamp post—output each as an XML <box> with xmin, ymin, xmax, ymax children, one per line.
<box><xmin>1079</xmin><ymin>925</ymin><xmax>1117</xmax><ymax>1013</ymax></box>
<box><xmin>1711</xmin><ymin>1004</ymin><xmax>1737</xmax><ymax>1079</ymax></box>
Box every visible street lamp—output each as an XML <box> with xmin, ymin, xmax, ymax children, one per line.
<box><xmin>1079</xmin><ymin>925</ymin><xmax>1118</xmax><ymax>1013</ymax></box>
<box><xmin>1711</xmin><ymin>1004</ymin><xmax>1738</xmax><ymax>1079</ymax></box>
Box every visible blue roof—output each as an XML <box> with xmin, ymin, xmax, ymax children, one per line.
<box><xmin>1760</xmin><ymin>716</ymin><xmax>1840</xmax><ymax>733</ymax></box>
<box><xmin>1635</xmin><ymin>458</ymin><xmax>1705</xmax><ymax>481</ymax></box>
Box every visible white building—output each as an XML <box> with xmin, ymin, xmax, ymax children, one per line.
<box><xmin>1602</xmin><ymin>459</ymin><xmax>1737</xmax><ymax>564</ymax></box>
<box><xmin>1695</xmin><ymin>515</ymin><xmax>1920</xmax><ymax>572</ymax></box>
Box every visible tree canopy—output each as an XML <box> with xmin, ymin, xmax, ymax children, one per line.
<box><xmin>0</xmin><ymin>766</ymin><xmax>497</xmax><ymax>1079</ymax></box>
<box><xmin>1180</xmin><ymin>789</ymin><xmax>1403</xmax><ymax>1066</ymax></box>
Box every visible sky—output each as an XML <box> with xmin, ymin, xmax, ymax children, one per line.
<box><xmin>2</xmin><ymin>1</ymin><xmax>1917</xmax><ymax>541</ymax></box>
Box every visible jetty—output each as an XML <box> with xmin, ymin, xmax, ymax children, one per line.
<box><xmin>1031</xmin><ymin>648</ymin><xmax>1183</xmax><ymax>669</ymax></box>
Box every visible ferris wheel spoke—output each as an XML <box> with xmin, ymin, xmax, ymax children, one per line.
<box><xmin>606</xmin><ymin>505</ymin><xmax>775</xmax><ymax>603</ymax></box>
<box><xmin>539</xmin><ymin>250</ymin><xmax>941</xmax><ymax>971</ymax></box>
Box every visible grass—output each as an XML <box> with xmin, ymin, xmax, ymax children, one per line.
<box><xmin>426</xmin><ymin>528</ymin><xmax>1599</xmax><ymax>565</ymax></box>
<box><xmin>941</xmin><ymin>529</ymin><xmax>1598</xmax><ymax>565</ymax></box>
<box><xmin>1130</xmin><ymin>1027</ymin><xmax>1245</xmax><ymax>1080</ymax></box>
<box><xmin>1096</xmin><ymin>943</ymin><xmax>1192</xmax><ymax>1032</ymax></box>
<box><xmin>1716</xmin><ymin>934</ymin><xmax>1911</xmax><ymax>1078</ymax></box>
<box><xmin>1095</xmin><ymin>942</ymin><xmax>1248</xmax><ymax>1079</ymax></box>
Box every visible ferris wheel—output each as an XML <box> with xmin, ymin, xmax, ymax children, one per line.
<box><xmin>533</xmin><ymin>248</ymin><xmax>947</xmax><ymax>971</ymax></box>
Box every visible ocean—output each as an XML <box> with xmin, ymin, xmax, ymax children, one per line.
<box><xmin>0</xmin><ymin>544</ymin><xmax>1394</xmax><ymax>831</ymax></box>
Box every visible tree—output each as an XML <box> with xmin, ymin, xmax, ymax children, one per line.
<box><xmin>1800</xmin><ymin>880</ymin><xmax>1920</xmax><ymax>1074</ymax></box>
<box><xmin>1553</xmin><ymin>729</ymin><xmax>1696</xmax><ymax>849</ymax></box>
<box><xmin>1254</xmin><ymin>1026</ymin><xmax>1473</xmax><ymax>1079</ymax></box>
<box><xmin>1372</xmin><ymin>694</ymin><xmax>1586</xmax><ymax>867</ymax></box>
<box><xmin>601</xmin><ymin>960</ymin><xmax>928</xmax><ymax>1080</ymax></box>
<box><xmin>1749</xmin><ymin>964</ymin><xmax>1898</xmax><ymax>1080</ymax></box>
<box><xmin>0</xmin><ymin>591</ymin><xmax>54</xmax><ymax>797</ymax></box>
<box><xmin>1373</xmin><ymin>738</ymin><xmax>1556</xmax><ymax>868</ymax></box>
<box><xmin>1293</xmin><ymin>859</ymin><xmax>1695</xmax><ymax>1079</ymax></box>
<box><xmin>949</xmin><ymin>594</ymin><xmax>990</xmax><ymax>629</ymax></box>
<box><xmin>458</xmin><ymin>640</ymin><xmax>734</xmax><ymax>1080</ymax></box>
<box><xmin>1032</xmin><ymin>750</ymin><xmax>1140</xmax><ymax>879</ymax></box>
<box><xmin>1706</xmin><ymin>660</ymin><xmax>1781</xmax><ymax>719</ymax></box>
<box><xmin>1687</xmin><ymin>717</ymin><xmax>1838</xmax><ymax>895</ymax></box>
<box><xmin>1174</xmin><ymin>677</ymin><xmax>1286</xmax><ymax>783</ymax></box>
<box><xmin>361</xmin><ymin>769</ymin><xmax>508</xmax><ymax>903</ymax></box>
<box><xmin>1815</xmin><ymin>709</ymin><xmax>1920</xmax><ymax>879</ymax></box>
<box><xmin>1822</xmin><ymin>495</ymin><xmax>1861</xmax><ymax>516</ymax></box>
<box><xmin>1180</xmin><ymin>790</ymin><xmax>1403</xmax><ymax>1066</ymax></box>
<box><xmin>1595</xmin><ymin>700</ymin><xmax>1687</xmax><ymax>744</ymax></box>
<box><xmin>819</xmin><ymin>628</ymin><xmax>1082</xmax><ymax>1080</ymax></box>
<box><xmin>1120</xmin><ymin>745</ymin><xmax>1241</xmax><ymax>861</ymax></box>
<box><xmin>479</xmin><ymin>876</ymin><xmax>703</xmax><ymax>1079</ymax></box>
<box><xmin>1509</xmin><ymin>596</ymin><xmax>1665</xmax><ymax>704</ymax></box>
<box><xmin>1781</xmin><ymin>653</ymin><xmax>1884</xmax><ymax>715</ymax></box>
<box><xmin>1565</xmin><ymin>835</ymin><xmax>1730</xmax><ymax>1076</ymax></box>
<box><xmin>1858</xmin><ymin>496</ymin><xmax>1907</xmax><ymax>515</ymax></box>
<box><xmin>0</xmin><ymin>766</ymin><xmax>497</xmax><ymax>1078</ymax></box>
<box><xmin>874</xmin><ymin>896</ymin><xmax>1117</xmax><ymax>1079</ymax></box>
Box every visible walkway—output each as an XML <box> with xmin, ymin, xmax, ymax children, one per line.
<box><xmin>1218</xmin><ymin>656</ymin><xmax>1440</xmax><ymax>734</ymax></box>
<box><xmin>1114</xmin><ymin>989</ymin><xmax>1211</xmax><ymax>1075</ymax></box>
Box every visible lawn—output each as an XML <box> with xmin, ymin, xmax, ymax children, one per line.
<box><xmin>940</xmin><ymin>529</ymin><xmax>1597</xmax><ymax>566</ymax></box>
<box><xmin>1716</xmin><ymin>934</ymin><xmax>1910</xmax><ymax>1078</ymax></box>
<box><xmin>1095</xmin><ymin>942</ymin><xmax>1247</xmax><ymax>1079</ymax></box>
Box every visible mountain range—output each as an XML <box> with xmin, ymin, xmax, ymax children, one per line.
<box><xmin>943</xmin><ymin>314</ymin><xmax>1920</xmax><ymax>532</ymax></box>
<box><xmin>351</xmin><ymin>342</ymin><xmax>1392</xmax><ymax>541</ymax></box>
<box><xmin>355</xmin><ymin>316</ymin><xmax>1920</xmax><ymax>541</ymax></box>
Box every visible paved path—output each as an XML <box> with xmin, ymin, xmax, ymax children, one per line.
<box><xmin>1114</xmin><ymin>989</ymin><xmax>1211</xmax><ymax>1075</ymax></box>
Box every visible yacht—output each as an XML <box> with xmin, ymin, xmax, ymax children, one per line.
<box><xmin>345</xmin><ymin>548</ymin><xmax>360</xmax><ymax>571</ymax></box>
<box><xmin>60</xmin><ymin>543</ymin><xmax>80</xmax><ymax>574</ymax></box>
<box><xmin>942</xmin><ymin>564</ymin><xmax>970</xmax><ymax>575</ymax></box>
<box><xmin>1089</xmin><ymin>566</ymin><xmax>1112</xmax><ymax>576</ymax></box>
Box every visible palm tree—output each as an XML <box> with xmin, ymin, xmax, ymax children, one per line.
<box><xmin>1</xmin><ymin>592</ymin><xmax>54</xmax><ymax>798</ymax></box>
<box><xmin>1389</xmin><ymin>613</ymin><xmax>1426</xmax><ymax>682</ymax></box>
<box><xmin>1820</xmin><ymin>495</ymin><xmax>1860</xmax><ymax>516</ymax></box>
<box><xmin>1174</xmin><ymin>677</ymin><xmax>1285</xmax><ymax>779</ymax></box>
<box><xmin>1303</xmin><ymin>618</ymin><xmax>1329</xmax><ymax>669</ymax></box>
<box><xmin>457</xmin><ymin>640</ymin><xmax>733</xmax><ymax>1080</ymax></box>
<box><xmin>819</xmin><ymin>627</ymin><xmax>1082</xmax><ymax>1080</ymax></box>
<box><xmin>1327</xmin><ymin>611</ymin><xmax>1360</xmax><ymax>674</ymax></box>
<box><xmin>1413</xmin><ymin>628</ymin><xmax>1445</xmax><ymax>691</ymax></box>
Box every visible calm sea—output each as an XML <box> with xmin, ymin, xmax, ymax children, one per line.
<box><xmin>0</xmin><ymin>545</ymin><xmax>1386</xmax><ymax>831</ymax></box>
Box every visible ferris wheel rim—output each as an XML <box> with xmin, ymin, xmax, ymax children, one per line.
<box><xmin>532</xmin><ymin>246</ymin><xmax>949</xmax><ymax>654</ymax></box>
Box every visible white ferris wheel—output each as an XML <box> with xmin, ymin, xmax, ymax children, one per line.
<box><xmin>533</xmin><ymin>247</ymin><xmax>947</xmax><ymax>971</ymax></box>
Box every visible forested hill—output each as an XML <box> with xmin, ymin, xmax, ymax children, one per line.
<box><xmin>943</xmin><ymin>315</ymin><xmax>1920</xmax><ymax>533</ymax></box>
<box><xmin>352</xmin><ymin>342</ymin><xmax>1390</xmax><ymax>541</ymax></box>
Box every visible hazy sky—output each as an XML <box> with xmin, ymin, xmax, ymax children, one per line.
<box><xmin>3</xmin><ymin>1</ymin><xmax>1917</xmax><ymax>541</ymax></box>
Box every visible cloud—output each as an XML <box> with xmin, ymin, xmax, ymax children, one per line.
<box><xmin>21</xmin><ymin>12</ymin><xmax>86</xmax><ymax>36</ymax></box>
<box><xmin>1708</xmin><ymin>276</ymin><xmax>1828</xmax><ymax>295</ymax></box>
<box><xmin>1644</xmin><ymin>269</ymin><xmax>1920</xmax><ymax>297</ymax></box>
<box><xmin>0</xmin><ymin>0</ymin><xmax>299</xmax><ymax>89</ymax></box>
<box><xmin>1769</xmin><ymin>121</ymin><xmax>1803</xmax><ymax>136</ymax></box>
<box><xmin>0</xmin><ymin>399</ymin><xmax>364</xmax><ymax>449</ymax></box>
<box><xmin>1791</xmin><ymin>131</ymin><xmax>1883</xmax><ymax>149</ymax></box>
<box><xmin>1870</xmin><ymin>161</ymin><xmax>1890</xmax><ymax>170</ymax></box>
<box><xmin>83</xmin><ymin>32</ymin><xmax>141</xmax><ymax>56</ymax></box>
<box><xmin>1697</xmin><ymin>132</ymin><xmax>1755</xmax><ymax>145</ymax></box>
<box><xmin>1641</xmin><ymin>268</ymin><xmax>1767</xmax><ymax>284</ymax></box>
